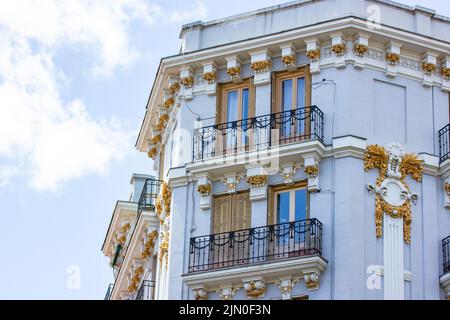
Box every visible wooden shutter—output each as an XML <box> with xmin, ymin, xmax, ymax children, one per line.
<box><xmin>213</xmin><ymin>194</ymin><xmax>232</xmax><ymax>234</ymax></box>
<box><xmin>231</xmin><ymin>192</ymin><xmax>251</xmax><ymax>231</ymax></box>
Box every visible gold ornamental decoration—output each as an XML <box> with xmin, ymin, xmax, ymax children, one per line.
<box><xmin>147</xmin><ymin>146</ymin><xmax>157</xmax><ymax>159</ymax></box>
<box><xmin>304</xmin><ymin>165</ymin><xmax>319</xmax><ymax>177</ymax></box>
<box><xmin>197</xmin><ymin>183</ymin><xmax>211</xmax><ymax>197</ymax></box>
<box><xmin>202</xmin><ymin>71</ymin><xmax>216</xmax><ymax>84</ymax></box>
<box><xmin>128</xmin><ymin>265</ymin><xmax>144</xmax><ymax>293</ymax></box>
<box><xmin>331</xmin><ymin>43</ymin><xmax>346</xmax><ymax>56</ymax></box>
<box><xmin>386</xmin><ymin>52</ymin><xmax>400</xmax><ymax>65</ymax></box>
<box><xmin>306</xmin><ymin>49</ymin><xmax>320</xmax><ymax>62</ymax></box>
<box><xmin>151</xmin><ymin>134</ymin><xmax>161</xmax><ymax>145</ymax></box>
<box><xmin>158</xmin><ymin>231</ymin><xmax>170</xmax><ymax>268</ymax></box>
<box><xmin>155</xmin><ymin>196</ymin><xmax>163</xmax><ymax>218</ymax></box>
<box><xmin>164</xmin><ymin>97</ymin><xmax>175</xmax><ymax>108</ymax></box>
<box><xmin>364</xmin><ymin>143</ymin><xmax>423</xmax><ymax>243</ymax></box>
<box><xmin>281</xmin><ymin>54</ymin><xmax>296</xmax><ymax>67</ymax></box>
<box><xmin>354</xmin><ymin>43</ymin><xmax>368</xmax><ymax>57</ymax></box>
<box><xmin>247</xmin><ymin>175</ymin><xmax>268</xmax><ymax>188</ymax></box>
<box><xmin>141</xmin><ymin>230</ymin><xmax>158</xmax><ymax>259</ymax></box>
<box><xmin>156</xmin><ymin>113</ymin><xmax>169</xmax><ymax>131</ymax></box>
<box><xmin>251</xmin><ymin>60</ymin><xmax>272</xmax><ymax>73</ymax></box>
<box><xmin>445</xmin><ymin>182</ymin><xmax>450</xmax><ymax>196</ymax></box>
<box><xmin>422</xmin><ymin>62</ymin><xmax>436</xmax><ymax>76</ymax></box>
<box><xmin>442</xmin><ymin>67</ymin><xmax>450</xmax><ymax>80</ymax></box>
<box><xmin>181</xmin><ymin>76</ymin><xmax>194</xmax><ymax>88</ymax></box>
<box><xmin>227</xmin><ymin>66</ymin><xmax>241</xmax><ymax>79</ymax></box>
<box><xmin>168</xmin><ymin>82</ymin><xmax>180</xmax><ymax>95</ymax></box>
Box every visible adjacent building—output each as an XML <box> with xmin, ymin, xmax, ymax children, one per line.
<box><xmin>101</xmin><ymin>0</ymin><xmax>450</xmax><ymax>300</ymax></box>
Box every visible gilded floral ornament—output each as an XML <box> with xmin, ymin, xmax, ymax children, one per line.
<box><xmin>164</xmin><ymin>97</ymin><xmax>175</xmax><ymax>109</ymax></box>
<box><xmin>156</xmin><ymin>113</ymin><xmax>169</xmax><ymax>131</ymax></box>
<box><xmin>354</xmin><ymin>43</ymin><xmax>368</xmax><ymax>57</ymax></box>
<box><xmin>141</xmin><ymin>230</ymin><xmax>158</xmax><ymax>259</ymax></box>
<box><xmin>331</xmin><ymin>43</ymin><xmax>346</xmax><ymax>56</ymax></box>
<box><xmin>250</xmin><ymin>60</ymin><xmax>272</xmax><ymax>73</ymax></box>
<box><xmin>227</xmin><ymin>66</ymin><xmax>241</xmax><ymax>79</ymax></box>
<box><xmin>247</xmin><ymin>175</ymin><xmax>268</xmax><ymax>188</ymax></box>
<box><xmin>181</xmin><ymin>76</ymin><xmax>194</xmax><ymax>89</ymax></box>
<box><xmin>244</xmin><ymin>280</ymin><xmax>265</xmax><ymax>298</ymax></box>
<box><xmin>422</xmin><ymin>62</ymin><xmax>436</xmax><ymax>76</ymax></box>
<box><xmin>151</xmin><ymin>134</ymin><xmax>161</xmax><ymax>145</ymax></box>
<box><xmin>202</xmin><ymin>71</ymin><xmax>216</xmax><ymax>84</ymax></box>
<box><xmin>304</xmin><ymin>165</ymin><xmax>319</xmax><ymax>178</ymax></box>
<box><xmin>128</xmin><ymin>265</ymin><xmax>144</xmax><ymax>293</ymax></box>
<box><xmin>168</xmin><ymin>82</ymin><xmax>180</xmax><ymax>95</ymax></box>
<box><xmin>158</xmin><ymin>231</ymin><xmax>170</xmax><ymax>268</ymax></box>
<box><xmin>306</xmin><ymin>49</ymin><xmax>320</xmax><ymax>62</ymax></box>
<box><xmin>147</xmin><ymin>146</ymin><xmax>157</xmax><ymax>159</ymax></box>
<box><xmin>161</xmin><ymin>182</ymin><xmax>172</xmax><ymax>217</ymax></box>
<box><xmin>197</xmin><ymin>183</ymin><xmax>211</xmax><ymax>197</ymax></box>
<box><xmin>364</xmin><ymin>143</ymin><xmax>423</xmax><ymax>243</ymax></box>
<box><xmin>442</xmin><ymin>67</ymin><xmax>450</xmax><ymax>80</ymax></box>
<box><xmin>386</xmin><ymin>52</ymin><xmax>400</xmax><ymax>65</ymax></box>
<box><xmin>445</xmin><ymin>182</ymin><xmax>450</xmax><ymax>196</ymax></box>
<box><xmin>281</xmin><ymin>54</ymin><xmax>296</xmax><ymax>67</ymax></box>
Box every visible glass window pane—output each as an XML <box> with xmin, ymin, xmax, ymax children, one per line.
<box><xmin>277</xmin><ymin>192</ymin><xmax>290</xmax><ymax>224</ymax></box>
<box><xmin>282</xmin><ymin>80</ymin><xmax>292</xmax><ymax>111</ymax></box>
<box><xmin>242</xmin><ymin>88</ymin><xmax>249</xmax><ymax>119</ymax></box>
<box><xmin>297</xmin><ymin>77</ymin><xmax>305</xmax><ymax>108</ymax></box>
<box><xmin>226</xmin><ymin>90</ymin><xmax>238</xmax><ymax>122</ymax></box>
<box><xmin>294</xmin><ymin>189</ymin><xmax>307</xmax><ymax>221</ymax></box>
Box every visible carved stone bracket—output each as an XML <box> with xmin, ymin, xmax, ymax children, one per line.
<box><xmin>243</xmin><ymin>278</ymin><xmax>266</xmax><ymax>298</ymax></box>
<box><xmin>202</xmin><ymin>62</ymin><xmax>217</xmax><ymax>96</ymax></box>
<box><xmin>353</xmin><ymin>33</ymin><xmax>370</xmax><ymax>69</ymax></box>
<box><xmin>442</xmin><ymin>56</ymin><xmax>450</xmax><ymax>92</ymax></box>
<box><xmin>196</xmin><ymin>175</ymin><xmax>212</xmax><ymax>210</ymax></box>
<box><xmin>250</xmin><ymin>49</ymin><xmax>271</xmax><ymax>86</ymax></box>
<box><xmin>180</xmin><ymin>66</ymin><xmax>194</xmax><ymax>100</ymax></box>
<box><xmin>422</xmin><ymin>52</ymin><xmax>438</xmax><ymax>87</ymax></box>
<box><xmin>330</xmin><ymin>33</ymin><xmax>345</xmax><ymax>69</ymax></box>
<box><xmin>217</xmin><ymin>286</ymin><xmax>239</xmax><ymax>300</ymax></box>
<box><xmin>303</xmin><ymin>271</ymin><xmax>320</xmax><ymax>290</ymax></box>
<box><xmin>305</xmin><ymin>38</ymin><xmax>320</xmax><ymax>74</ymax></box>
<box><xmin>221</xmin><ymin>174</ymin><xmax>242</xmax><ymax>194</ymax></box>
<box><xmin>192</xmin><ymin>286</ymin><xmax>208</xmax><ymax>300</ymax></box>
<box><xmin>225</xmin><ymin>56</ymin><xmax>242</xmax><ymax>83</ymax></box>
<box><xmin>444</xmin><ymin>178</ymin><xmax>450</xmax><ymax>209</ymax></box>
<box><xmin>385</xmin><ymin>41</ymin><xmax>402</xmax><ymax>77</ymax></box>
<box><xmin>279</xmin><ymin>162</ymin><xmax>300</xmax><ymax>184</ymax></box>
<box><xmin>276</xmin><ymin>278</ymin><xmax>300</xmax><ymax>300</ymax></box>
<box><xmin>304</xmin><ymin>156</ymin><xmax>320</xmax><ymax>192</ymax></box>
<box><xmin>280</xmin><ymin>43</ymin><xmax>297</xmax><ymax>72</ymax></box>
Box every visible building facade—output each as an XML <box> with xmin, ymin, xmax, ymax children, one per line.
<box><xmin>102</xmin><ymin>0</ymin><xmax>450</xmax><ymax>300</ymax></box>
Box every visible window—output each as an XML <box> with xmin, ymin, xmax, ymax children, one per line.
<box><xmin>212</xmin><ymin>191</ymin><xmax>251</xmax><ymax>234</ymax></box>
<box><xmin>269</xmin><ymin>182</ymin><xmax>309</xmax><ymax>225</ymax></box>
<box><xmin>273</xmin><ymin>67</ymin><xmax>311</xmax><ymax>143</ymax></box>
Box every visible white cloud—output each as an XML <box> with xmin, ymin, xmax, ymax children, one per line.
<box><xmin>0</xmin><ymin>0</ymin><xmax>159</xmax><ymax>191</ymax></box>
<box><xmin>168</xmin><ymin>1</ymin><xmax>208</xmax><ymax>23</ymax></box>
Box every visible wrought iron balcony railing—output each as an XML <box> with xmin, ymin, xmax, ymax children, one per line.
<box><xmin>104</xmin><ymin>283</ymin><xmax>114</xmax><ymax>300</ymax></box>
<box><xmin>135</xmin><ymin>280</ymin><xmax>156</xmax><ymax>300</ymax></box>
<box><xmin>188</xmin><ymin>218</ymin><xmax>323</xmax><ymax>273</ymax></box>
<box><xmin>193</xmin><ymin>106</ymin><xmax>324</xmax><ymax>161</ymax></box>
<box><xmin>443</xmin><ymin>236</ymin><xmax>450</xmax><ymax>274</ymax></box>
<box><xmin>138</xmin><ymin>179</ymin><xmax>162</xmax><ymax>213</ymax></box>
<box><xmin>439</xmin><ymin>124</ymin><xmax>450</xmax><ymax>163</ymax></box>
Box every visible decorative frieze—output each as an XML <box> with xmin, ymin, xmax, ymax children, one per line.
<box><xmin>365</xmin><ymin>143</ymin><xmax>423</xmax><ymax>243</ymax></box>
<box><xmin>243</xmin><ymin>279</ymin><xmax>265</xmax><ymax>298</ymax></box>
<box><xmin>250</xmin><ymin>50</ymin><xmax>271</xmax><ymax>85</ymax></box>
<box><xmin>305</xmin><ymin>39</ymin><xmax>320</xmax><ymax>74</ymax></box>
<box><xmin>192</xmin><ymin>287</ymin><xmax>208</xmax><ymax>300</ymax></box>
<box><xmin>217</xmin><ymin>287</ymin><xmax>239</xmax><ymax>300</ymax></box>
<box><xmin>225</xmin><ymin>56</ymin><xmax>242</xmax><ymax>83</ymax></box>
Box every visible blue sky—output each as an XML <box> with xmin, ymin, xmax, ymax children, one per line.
<box><xmin>0</xmin><ymin>0</ymin><xmax>448</xmax><ymax>300</ymax></box>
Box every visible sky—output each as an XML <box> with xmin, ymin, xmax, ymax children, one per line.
<box><xmin>0</xmin><ymin>0</ymin><xmax>448</xmax><ymax>300</ymax></box>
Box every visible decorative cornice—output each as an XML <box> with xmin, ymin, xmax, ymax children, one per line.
<box><xmin>250</xmin><ymin>60</ymin><xmax>272</xmax><ymax>73</ymax></box>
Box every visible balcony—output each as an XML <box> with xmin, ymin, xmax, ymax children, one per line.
<box><xmin>439</xmin><ymin>124</ymin><xmax>450</xmax><ymax>163</ymax></box>
<box><xmin>104</xmin><ymin>283</ymin><xmax>114</xmax><ymax>300</ymax></box>
<box><xmin>135</xmin><ymin>280</ymin><xmax>156</xmax><ymax>300</ymax></box>
<box><xmin>440</xmin><ymin>236</ymin><xmax>450</xmax><ymax>298</ymax></box>
<box><xmin>138</xmin><ymin>179</ymin><xmax>162</xmax><ymax>213</ymax></box>
<box><xmin>192</xmin><ymin>106</ymin><xmax>324</xmax><ymax>162</ymax></box>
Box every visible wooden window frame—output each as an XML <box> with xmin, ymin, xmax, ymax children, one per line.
<box><xmin>216</xmin><ymin>78</ymin><xmax>255</xmax><ymax>125</ymax></box>
<box><xmin>268</xmin><ymin>181</ymin><xmax>309</xmax><ymax>225</ymax></box>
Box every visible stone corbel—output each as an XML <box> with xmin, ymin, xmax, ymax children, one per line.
<box><xmin>147</xmin><ymin>141</ymin><xmax>157</xmax><ymax>160</ymax></box>
<box><xmin>441</xmin><ymin>56</ymin><xmax>450</xmax><ymax>92</ymax></box>
<box><xmin>250</xmin><ymin>49</ymin><xmax>272</xmax><ymax>86</ymax></box>
<box><xmin>180</xmin><ymin>66</ymin><xmax>194</xmax><ymax>100</ymax></box>
<box><xmin>444</xmin><ymin>178</ymin><xmax>450</xmax><ymax>209</ymax></box>
<box><xmin>279</xmin><ymin>162</ymin><xmax>300</xmax><ymax>185</ymax></box>
<box><xmin>276</xmin><ymin>278</ymin><xmax>300</xmax><ymax>300</ymax></box>
<box><xmin>422</xmin><ymin>52</ymin><xmax>438</xmax><ymax>87</ymax></box>
<box><xmin>305</xmin><ymin>39</ymin><xmax>320</xmax><ymax>74</ymax></box>
<box><xmin>163</xmin><ymin>89</ymin><xmax>175</xmax><ymax>110</ymax></box>
<box><xmin>353</xmin><ymin>33</ymin><xmax>370</xmax><ymax>69</ymax></box>
<box><xmin>222</xmin><ymin>174</ymin><xmax>242</xmax><ymax>194</ymax></box>
<box><xmin>216</xmin><ymin>286</ymin><xmax>239</xmax><ymax>300</ymax></box>
<box><xmin>280</xmin><ymin>43</ymin><xmax>297</xmax><ymax>72</ymax></box>
<box><xmin>225</xmin><ymin>55</ymin><xmax>242</xmax><ymax>83</ymax></box>
<box><xmin>303</xmin><ymin>271</ymin><xmax>320</xmax><ymax>290</ymax></box>
<box><xmin>168</xmin><ymin>76</ymin><xmax>180</xmax><ymax>96</ymax></box>
<box><xmin>192</xmin><ymin>286</ymin><xmax>208</xmax><ymax>300</ymax></box>
<box><xmin>330</xmin><ymin>33</ymin><xmax>346</xmax><ymax>69</ymax></box>
<box><xmin>243</xmin><ymin>278</ymin><xmax>266</xmax><ymax>299</ymax></box>
<box><xmin>246</xmin><ymin>165</ymin><xmax>268</xmax><ymax>201</ymax></box>
<box><xmin>196</xmin><ymin>175</ymin><xmax>212</xmax><ymax>210</ymax></box>
<box><xmin>385</xmin><ymin>41</ymin><xmax>402</xmax><ymax>78</ymax></box>
<box><xmin>202</xmin><ymin>62</ymin><xmax>217</xmax><ymax>96</ymax></box>
<box><xmin>304</xmin><ymin>156</ymin><xmax>320</xmax><ymax>192</ymax></box>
